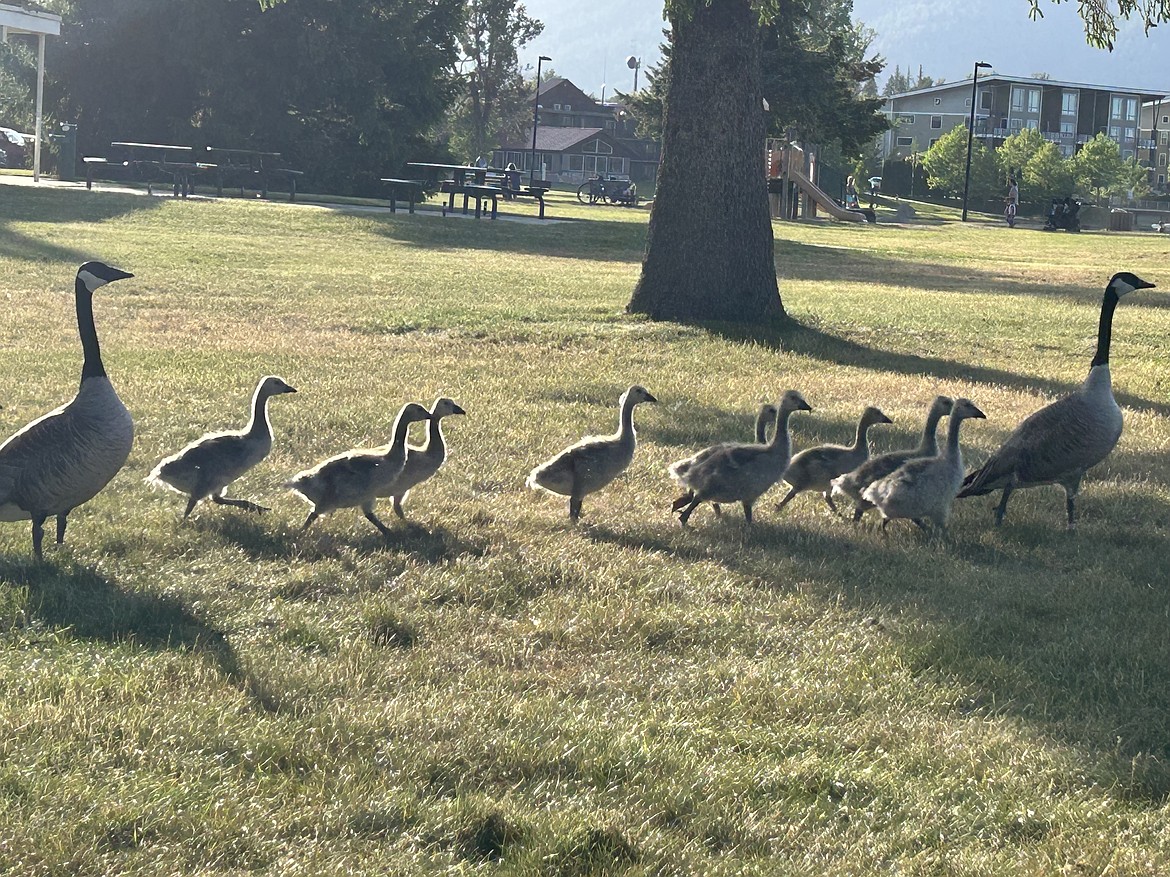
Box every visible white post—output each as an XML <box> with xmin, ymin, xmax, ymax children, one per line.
<box><xmin>33</xmin><ymin>32</ymin><xmax>45</xmax><ymax>182</ymax></box>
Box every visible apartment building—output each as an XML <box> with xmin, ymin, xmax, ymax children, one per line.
<box><xmin>881</xmin><ymin>74</ymin><xmax>1167</xmax><ymax>169</ymax></box>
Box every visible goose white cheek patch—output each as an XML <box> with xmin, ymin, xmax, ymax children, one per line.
<box><xmin>77</xmin><ymin>270</ymin><xmax>107</xmax><ymax>294</ymax></box>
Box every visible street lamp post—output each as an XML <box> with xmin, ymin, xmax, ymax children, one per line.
<box><xmin>962</xmin><ymin>61</ymin><xmax>993</xmax><ymax>222</ymax></box>
<box><xmin>626</xmin><ymin>55</ymin><xmax>641</xmax><ymax>91</ymax></box>
<box><xmin>530</xmin><ymin>55</ymin><xmax>551</xmax><ymax>186</ymax></box>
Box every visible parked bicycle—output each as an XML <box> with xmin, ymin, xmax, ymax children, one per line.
<box><xmin>576</xmin><ymin>175</ymin><xmax>638</xmax><ymax>206</ymax></box>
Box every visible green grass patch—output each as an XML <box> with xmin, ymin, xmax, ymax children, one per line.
<box><xmin>2</xmin><ymin>181</ymin><xmax>1170</xmax><ymax>874</ymax></box>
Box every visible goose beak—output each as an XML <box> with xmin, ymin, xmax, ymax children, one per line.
<box><xmin>109</xmin><ymin>268</ymin><xmax>134</xmax><ymax>282</ymax></box>
<box><xmin>879</xmin><ymin>413</ymin><xmax>894</xmax><ymax>424</ymax></box>
<box><xmin>284</xmin><ymin>386</ymin><xmax>298</xmax><ymax>394</ymax></box>
<box><xmin>1137</xmin><ymin>278</ymin><xmax>1156</xmax><ymax>290</ymax></box>
<box><xmin>644</xmin><ymin>392</ymin><xmax>659</xmax><ymax>404</ymax></box>
<box><xmin>451</xmin><ymin>403</ymin><xmax>467</xmax><ymax>416</ymax></box>
<box><xmin>970</xmin><ymin>406</ymin><xmax>987</xmax><ymax>419</ymax></box>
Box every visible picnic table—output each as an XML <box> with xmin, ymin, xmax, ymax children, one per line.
<box><xmin>204</xmin><ymin>146</ymin><xmax>304</xmax><ymax>202</ymax></box>
<box><xmin>104</xmin><ymin>141</ymin><xmax>210</xmax><ymax>197</ymax></box>
<box><xmin>405</xmin><ymin>162</ymin><xmax>549</xmax><ymax>219</ymax></box>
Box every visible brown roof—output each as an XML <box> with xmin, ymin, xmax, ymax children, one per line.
<box><xmin>500</xmin><ymin>127</ymin><xmax>608</xmax><ymax>152</ymax></box>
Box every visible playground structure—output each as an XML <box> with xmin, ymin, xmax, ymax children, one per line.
<box><xmin>766</xmin><ymin>140</ymin><xmax>871</xmax><ymax>223</ymax></box>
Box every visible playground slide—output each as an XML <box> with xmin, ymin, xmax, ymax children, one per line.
<box><xmin>785</xmin><ymin>164</ymin><xmax>868</xmax><ymax>223</ymax></box>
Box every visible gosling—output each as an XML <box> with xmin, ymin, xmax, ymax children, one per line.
<box><xmin>287</xmin><ymin>402</ymin><xmax>432</xmax><ymax>536</ymax></box>
<box><xmin>527</xmin><ymin>385</ymin><xmax>657</xmax><ymax>522</ymax></box>
<box><xmin>862</xmin><ymin>398</ymin><xmax>986</xmax><ymax>534</ymax></box>
<box><xmin>670</xmin><ymin>402</ymin><xmax>777</xmax><ymax>519</ymax></box>
<box><xmin>377</xmin><ymin>397</ymin><xmax>466</xmax><ymax>519</ymax></box>
<box><xmin>775</xmin><ymin>405</ymin><xmax>892</xmax><ymax>515</ymax></box>
<box><xmin>147</xmin><ymin>375</ymin><xmax>297</xmax><ymax>518</ymax></box>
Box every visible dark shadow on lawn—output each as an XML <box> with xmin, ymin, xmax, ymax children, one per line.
<box><xmin>0</xmin><ymin>183</ymin><xmax>163</xmax><ymax>265</ymax></box>
<box><xmin>702</xmin><ymin>317</ymin><xmax>1170</xmax><ymax>419</ymax></box>
<box><xmin>203</xmin><ymin>513</ymin><xmax>487</xmax><ymax>566</ymax></box>
<box><xmin>775</xmin><ymin>238</ymin><xmax>1170</xmax><ymax>308</ymax></box>
<box><xmin>368</xmin><ymin>211</ymin><xmax>647</xmax><ymax>265</ymax></box>
<box><xmin>2</xmin><ymin>556</ymin><xmax>281</xmax><ymax>713</ymax></box>
<box><xmin>585</xmin><ymin>508</ymin><xmax>1170</xmax><ymax>805</ymax></box>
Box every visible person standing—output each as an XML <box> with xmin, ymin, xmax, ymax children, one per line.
<box><xmin>1005</xmin><ymin>177</ymin><xmax>1019</xmax><ymax>228</ymax></box>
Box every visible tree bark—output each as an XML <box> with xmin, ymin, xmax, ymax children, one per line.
<box><xmin>628</xmin><ymin>0</ymin><xmax>784</xmax><ymax>323</ymax></box>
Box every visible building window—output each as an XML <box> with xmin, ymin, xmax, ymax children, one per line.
<box><xmin>1060</xmin><ymin>121</ymin><xmax>1075</xmax><ymax>135</ymax></box>
<box><xmin>1011</xmin><ymin>86</ymin><xmax>1025</xmax><ymax>111</ymax></box>
<box><xmin>553</xmin><ymin>103</ymin><xmax>561</xmax><ymax>110</ymax></box>
<box><xmin>1160</xmin><ymin>174</ymin><xmax>1166</xmax><ymax>185</ymax></box>
<box><xmin>1027</xmin><ymin>119</ymin><xmax>1039</xmax><ymax>130</ymax></box>
<box><xmin>1109</xmin><ymin>125</ymin><xmax>1121</xmax><ymax>140</ymax></box>
<box><xmin>896</xmin><ymin>136</ymin><xmax>913</xmax><ymax>146</ymax></box>
<box><xmin>930</xmin><ymin>115</ymin><xmax>942</xmax><ymax>129</ymax></box>
<box><xmin>1010</xmin><ymin>118</ymin><xmax>1023</xmax><ymax>131</ymax></box>
<box><xmin>1124</xmin><ymin>127</ymin><xmax>1136</xmax><ymax>141</ymax></box>
<box><xmin>584</xmin><ymin>139</ymin><xmax>612</xmax><ymax>154</ymax></box>
<box><xmin>1127</xmin><ymin>98</ymin><xmax>1138</xmax><ymax>120</ymax></box>
<box><xmin>1163</xmin><ymin>115</ymin><xmax>1169</xmax><ymax>124</ymax></box>
<box><xmin>980</xmin><ymin>91</ymin><xmax>993</xmax><ymax>110</ymax></box>
<box><xmin>934</xmin><ymin>97</ymin><xmax>941</xmax><ymax>105</ymax></box>
<box><xmin>1160</xmin><ymin>153</ymin><xmax>1168</xmax><ymax>167</ymax></box>
<box><xmin>897</xmin><ymin>115</ymin><xmax>915</xmax><ymax>123</ymax></box>
<box><xmin>1111</xmin><ymin>96</ymin><xmax>1123</xmax><ymax>118</ymax></box>
<box><xmin>1027</xmin><ymin>89</ymin><xmax>1040</xmax><ymax>113</ymax></box>
<box><xmin>1162</xmin><ymin>131</ymin><xmax>1169</xmax><ymax>144</ymax></box>
<box><xmin>930</xmin><ymin>138</ymin><xmax>940</xmax><ymax>147</ymax></box>
<box><xmin>1061</xmin><ymin>91</ymin><xmax>1078</xmax><ymax>115</ymax></box>
<box><xmin>564</xmin><ymin>104</ymin><xmax>571</xmax><ymax>111</ymax></box>
<box><xmin>965</xmin><ymin>98</ymin><xmax>971</xmax><ymax>107</ymax></box>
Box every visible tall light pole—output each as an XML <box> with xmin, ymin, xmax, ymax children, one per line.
<box><xmin>962</xmin><ymin>61</ymin><xmax>993</xmax><ymax>222</ymax></box>
<box><xmin>530</xmin><ymin>55</ymin><xmax>551</xmax><ymax>185</ymax></box>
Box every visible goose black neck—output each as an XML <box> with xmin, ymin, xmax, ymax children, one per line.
<box><xmin>425</xmin><ymin>416</ymin><xmax>445</xmax><ymax>449</ymax></box>
<box><xmin>76</xmin><ymin>277</ymin><xmax>105</xmax><ymax>381</ymax></box>
<box><xmin>1091</xmin><ymin>290</ymin><xmax>1119</xmax><ymax>368</ymax></box>
<box><xmin>246</xmin><ymin>388</ymin><xmax>271</xmax><ymax>437</ymax></box>
<box><xmin>853</xmin><ymin>419</ymin><xmax>870</xmax><ymax>451</ymax></box>
<box><xmin>391</xmin><ymin>412</ymin><xmax>415</xmax><ymax>449</ymax></box>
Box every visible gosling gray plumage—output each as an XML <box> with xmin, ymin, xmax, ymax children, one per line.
<box><xmin>147</xmin><ymin>375</ymin><xmax>297</xmax><ymax>518</ymax></box>
<box><xmin>957</xmin><ymin>271</ymin><xmax>1155</xmax><ymax>529</ymax></box>
<box><xmin>832</xmin><ymin>395</ymin><xmax>954</xmax><ymax>521</ymax></box>
<box><xmin>669</xmin><ymin>402</ymin><xmax>778</xmax><ymax>518</ymax></box>
<box><xmin>863</xmin><ymin>398</ymin><xmax>986</xmax><ymax>533</ymax></box>
<box><xmin>378</xmin><ymin>396</ymin><xmax>466</xmax><ymax>519</ymax></box>
<box><xmin>287</xmin><ymin>402</ymin><xmax>433</xmax><ymax>536</ymax></box>
<box><xmin>775</xmin><ymin>405</ymin><xmax>892</xmax><ymax>515</ymax></box>
<box><xmin>670</xmin><ymin>390</ymin><xmax>811</xmax><ymax>526</ymax></box>
<box><xmin>526</xmin><ymin>385</ymin><xmax>658</xmax><ymax>522</ymax></box>
<box><xmin>0</xmin><ymin>261</ymin><xmax>135</xmax><ymax>559</ymax></box>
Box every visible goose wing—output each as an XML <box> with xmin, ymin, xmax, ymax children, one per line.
<box><xmin>152</xmin><ymin>431</ymin><xmax>260</xmax><ymax>489</ymax></box>
<box><xmin>834</xmin><ymin>449</ymin><xmax>916</xmax><ymax>500</ymax></box>
<box><xmin>959</xmin><ymin>393</ymin><xmax>1120</xmax><ymax>495</ymax></box>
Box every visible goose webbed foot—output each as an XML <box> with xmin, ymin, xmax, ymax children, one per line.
<box><xmin>362</xmin><ymin>505</ymin><xmax>395</xmax><ymax>538</ymax></box>
<box><xmin>775</xmin><ymin>487</ymin><xmax>798</xmax><ymax>514</ymax></box>
<box><xmin>212</xmin><ymin>494</ymin><xmax>270</xmax><ymax>514</ymax></box>
<box><xmin>677</xmin><ymin>497</ymin><xmax>701</xmax><ymax>528</ymax></box>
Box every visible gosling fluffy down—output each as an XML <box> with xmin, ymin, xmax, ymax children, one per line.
<box><xmin>527</xmin><ymin>385</ymin><xmax>657</xmax><ymax>522</ymax></box>
<box><xmin>377</xmin><ymin>396</ymin><xmax>466</xmax><ymax>519</ymax></box>
<box><xmin>775</xmin><ymin>405</ymin><xmax>892</xmax><ymax>515</ymax></box>
<box><xmin>147</xmin><ymin>375</ymin><xmax>297</xmax><ymax>518</ymax></box>
<box><xmin>863</xmin><ymin>398</ymin><xmax>985</xmax><ymax>532</ymax></box>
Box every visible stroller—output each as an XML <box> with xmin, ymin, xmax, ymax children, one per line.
<box><xmin>1043</xmin><ymin>196</ymin><xmax>1082</xmax><ymax>232</ymax></box>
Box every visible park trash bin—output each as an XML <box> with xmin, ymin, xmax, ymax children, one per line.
<box><xmin>1108</xmin><ymin>209</ymin><xmax>1134</xmax><ymax>232</ymax></box>
<box><xmin>50</xmin><ymin>122</ymin><xmax>78</xmax><ymax>182</ymax></box>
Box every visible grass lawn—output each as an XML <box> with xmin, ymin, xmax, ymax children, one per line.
<box><xmin>1</xmin><ymin>182</ymin><xmax>1169</xmax><ymax>875</ymax></box>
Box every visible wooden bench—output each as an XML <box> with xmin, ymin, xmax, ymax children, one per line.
<box><xmin>380</xmin><ymin>178</ymin><xmax>425</xmax><ymax>213</ymax></box>
<box><xmin>441</xmin><ymin>182</ymin><xmax>502</xmax><ymax>219</ymax></box>
<box><xmin>83</xmin><ymin>156</ymin><xmax>113</xmax><ymax>190</ymax></box>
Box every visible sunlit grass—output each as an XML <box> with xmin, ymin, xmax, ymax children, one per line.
<box><xmin>1</xmin><ymin>181</ymin><xmax>1169</xmax><ymax>875</ymax></box>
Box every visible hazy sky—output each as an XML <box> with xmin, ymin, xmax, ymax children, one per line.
<box><xmin>519</xmin><ymin>0</ymin><xmax>1170</xmax><ymax>99</ymax></box>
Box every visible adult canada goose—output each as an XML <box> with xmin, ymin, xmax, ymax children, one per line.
<box><xmin>669</xmin><ymin>402</ymin><xmax>778</xmax><ymax>518</ymax></box>
<box><xmin>671</xmin><ymin>390</ymin><xmax>811</xmax><ymax>527</ymax></box>
<box><xmin>957</xmin><ymin>271</ymin><xmax>1156</xmax><ymax>529</ymax></box>
<box><xmin>775</xmin><ymin>405</ymin><xmax>892</xmax><ymax>515</ymax></box>
<box><xmin>863</xmin><ymin>398</ymin><xmax>986</xmax><ymax>533</ymax></box>
<box><xmin>0</xmin><ymin>261</ymin><xmax>135</xmax><ymax>559</ymax></box>
<box><xmin>377</xmin><ymin>396</ymin><xmax>466</xmax><ymax>519</ymax></box>
<box><xmin>527</xmin><ymin>385</ymin><xmax>657</xmax><ymax>522</ymax></box>
<box><xmin>147</xmin><ymin>375</ymin><xmax>298</xmax><ymax>518</ymax></box>
<box><xmin>832</xmin><ymin>395</ymin><xmax>954</xmax><ymax>522</ymax></box>
<box><xmin>287</xmin><ymin>402</ymin><xmax>433</xmax><ymax>536</ymax></box>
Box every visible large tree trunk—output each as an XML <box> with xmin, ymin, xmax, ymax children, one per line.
<box><xmin>628</xmin><ymin>0</ymin><xmax>784</xmax><ymax>322</ymax></box>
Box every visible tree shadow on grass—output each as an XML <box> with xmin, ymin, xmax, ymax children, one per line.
<box><xmin>700</xmin><ymin>317</ymin><xmax>1170</xmax><ymax>419</ymax></box>
<box><xmin>0</xmin><ymin>183</ymin><xmax>164</xmax><ymax>266</ymax></box>
<box><xmin>1</xmin><ymin>557</ymin><xmax>282</xmax><ymax>714</ymax></box>
<box><xmin>585</xmin><ymin>508</ymin><xmax>1170</xmax><ymax>806</ymax></box>
<box><xmin>774</xmin><ymin>238</ymin><xmax>1170</xmax><ymax>308</ymax></box>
